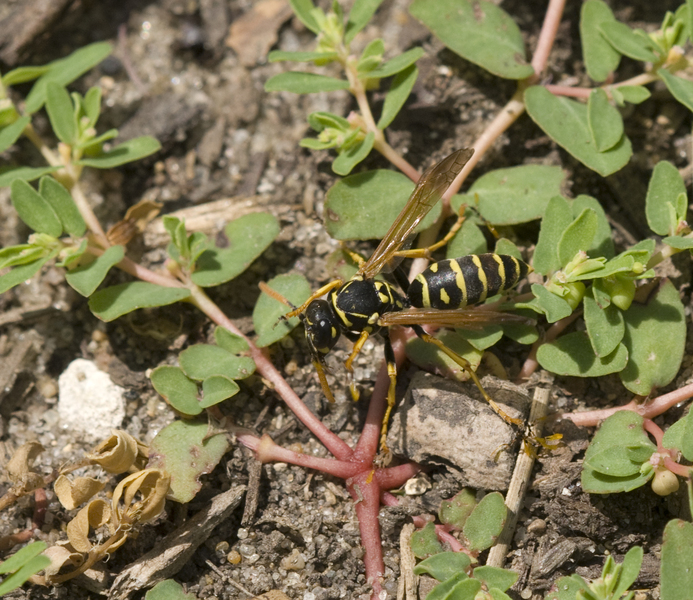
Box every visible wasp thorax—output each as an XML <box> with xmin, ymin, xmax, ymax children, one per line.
<box><xmin>330</xmin><ymin>278</ymin><xmax>403</xmax><ymax>333</ymax></box>
<box><xmin>304</xmin><ymin>299</ymin><xmax>340</xmax><ymax>354</ymax></box>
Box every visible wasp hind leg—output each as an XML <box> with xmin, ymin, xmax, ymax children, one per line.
<box><xmin>379</xmin><ymin>331</ymin><xmax>398</xmax><ymax>456</ymax></box>
<box><xmin>413</xmin><ymin>326</ymin><xmax>523</xmax><ymax>428</ymax></box>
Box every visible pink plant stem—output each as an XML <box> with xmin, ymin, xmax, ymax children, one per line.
<box><xmin>531</xmin><ymin>0</ymin><xmax>566</xmax><ymax>75</ymax></box>
<box><xmin>348</xmin><ymin>470</ymin><xmax>386</xmax><ymax>594</ymax></box>
<box><xmin>563</xmin><ymin>382</ymin><xmax>693</xmax><ymax>427</ymax></box>
<box><xmin>189</xmin><ymin>285</ymin><xmax>354</xmax><ymax>461</ymax></box>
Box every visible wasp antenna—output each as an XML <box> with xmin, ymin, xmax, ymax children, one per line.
<box><xmin>259</xmin><ymin>282</ymin><xmax>298</xmax><ymax>311</ymax></box>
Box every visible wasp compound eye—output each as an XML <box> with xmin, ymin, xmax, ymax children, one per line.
<box><xmin>304</xmin><ymin>300</ymin><xmax>340</xmax><ymax>354</ymax></box>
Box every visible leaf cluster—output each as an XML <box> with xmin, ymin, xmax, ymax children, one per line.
<box><xmin>410</xmin><ymin>490</ymin><xmax>517</xmax><ymax>600</ymax></box>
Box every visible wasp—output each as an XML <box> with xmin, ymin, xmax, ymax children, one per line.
<box><xmin>263</xmin><ymin>149</ymin><xmax>531</xmax><ymax>452</ymax></box>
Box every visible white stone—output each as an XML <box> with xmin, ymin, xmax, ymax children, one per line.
<box><xmin>57</xmin><ymin>359</ymin><xmax>125</xmax><ymax>442</ymax></box>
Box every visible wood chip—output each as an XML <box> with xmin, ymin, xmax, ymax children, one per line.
<box><xmin>226</xmin><ymin>0</ymin><xmax>293</xmax><ymax>66</ymax></box>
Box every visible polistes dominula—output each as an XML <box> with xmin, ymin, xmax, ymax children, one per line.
<box><xmin>262</xmin><ymin>148</ymin><xmax>532</xmax><ymax>453</ymax></box>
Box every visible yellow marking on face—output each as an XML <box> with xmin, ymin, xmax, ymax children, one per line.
<box><xmin>472</xmin><ymin>254</ymin><xmax>488</xmax><ymax>302</ymax></box>
<box><xmin>449</xmin><ymin>260</ymin><xmax>468</xmax><ymax>306</ymax></box>
<box><xmin>415</xmin><ymin>274</ymin><xmax>430</xmax><ymax>307</ymax></box>
<box><xmin>439</xmin><ymin>288</ymin><xmax>450</xmax><ymax>305</ymax></box>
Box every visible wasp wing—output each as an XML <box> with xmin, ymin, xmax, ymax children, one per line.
<box><xmin>378</xmin><ymin>307</ymin><xmax>534</xmax><ymax>330</ymax></box>
<box><xmin>357</xmin><ymin>148</ymin><xmax>473</xmax><ymax>280</ymax></box>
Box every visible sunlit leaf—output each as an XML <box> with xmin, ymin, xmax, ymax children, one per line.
<box><xmin>524</xmin><ymin>85</ymin><xmax>632</xmax><ymax>176</ymax></box>
<box><xmin>0</xmin><ymin>257</ymin><xmax>51</xmax><ymax>294</ymax></box>
<box><xmin>599</xmin><ymin>21</ymin><xmax>658</xmax><ymax>62</ymax></box>
<box><xmin>0</xmin><ymin>166</ymin><xmax>60</xmax><ymax>188</ymax></box>
<box><xmin>76</xmin><ymin>136</ymin><xmax>161</xmax><ymax>168</ymax></box>
<box><xmin>580</xmin><ymin>0</ymin><xmax>621</xmax><ymax>82</ymax></box>
<box><xmin>557</xmin><ymin>208</ymin><xmax>597</xmax><ymax>267</ymax></box>
<box><xmin>264</xmin><ymin>72</ymin><xmax>350</xmax><ymax>93</ymax></box>
<box><xmin>645</xmin><ymin>160</ymin><xmax>686</xmax><ymax>236</ymax></box>
<box><xmin>89</xmin><ymin>282</ymin><xmax>191</xmax><ymax>321</ymax></box>
<box><xmin>661</xmin><ymin>520</ymin><xmax>693</xmax><ymax>600</ymax></box>
<box><xmin>410</xmin><ymin>0</ymin><xmax>533</xmax><ymax>80</ymax></box>
<box><xmin>0</xmin><ymin>116</ymin><xmax>30</xmax><ymax>153</ymax></box>
<box><xmin>2</xmin><ymin>65</ymin><xmax>51</xmax><ymax>86</ymax></box>
<box><xmin>254</xmin><ymin>273</ymin><xmax>312</xmax><ymax>347</ymax></box>
<box><xmin>377</xmin><ymin>65</ymin><xmax>418</xmax><ymax>129</ymax></box>
<box><xmin>288</xmin><ymin>0</ymin><xmax>320</xmax><ymax>33</ymax></box>
<box><xmin>268</xmin><ymin>51</ymin><xmax>338</xmax><ymax>62</ymax></box>
<box><xmin>463</xmin><ymin>492</ymin><xmax>507</xmax><ymax>551</ymax></box>
<box><xmin>413</xmin><ymin>552</ymin><xmax>471</xmax><ymax>582</ymax></box>
<box><xmin>10</xmin><ymin>179</ymin><xmax>62</xmax><ymax>236</ymax></box>
<box><xmin>45</xmin><ymin>82</ymin><xmax>77</xmax><ymax>145</ymax></box>
<box><xmin>536</xmin><ymin>332</ymin><xmax>628</xmax><ymax>376</ymax></box>
<box><xmin>584</xmin><ymin>294</ymin><xmax>624</xmax><ymax>357</ymax></box>
<box><xmin>332</xmin><ymin>131</ymin><xmax>375</xmax><ymax>175</ymax></box>
<box><xmin>39</xmin><ymin>176</ymin><xmax>86</xmax><ymax>237</ymax></box>
<box><xmin>659</xmin><ymin>67</ymin><xmax>693</xmax><ymax>114</ymax></box>
<box><xmin>366</xmin><ymin>47</ymin><xmax>425</xmax><ymax>79</ymax></box>
<box><xmin>587</xmin><ymin>88</ymin><xmax>624</xmax><ymax>152</ymax></box>
<box><xmin>180</xmin><ymin>344</ymin><xmax>255</xmax><ymax>380</ymax></box>
<box><xmin>151</xmin><ymin>366</ymin><xmax>201</xmax><ymax>416</ymax></box>
<box><xmin>65</xmin><ymin>245</ymin><xmax>124</xmax><ymax>296</ymax></box>
<box><xmin>345</xmin><ymin>0</ymin><xmax>384</xmax><ymax>43</ymax></box>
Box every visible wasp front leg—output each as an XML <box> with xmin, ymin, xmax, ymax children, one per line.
<box><xmin>392</xmin><ymin>203</ymin><xmax>468</xmax><ymax>261</ymax></box>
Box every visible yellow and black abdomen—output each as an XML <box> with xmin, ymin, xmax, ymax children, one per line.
<box><xmin>408</xmin><ymin>254</ymin><xmax>529</xmax><ymax>310</ymax></box>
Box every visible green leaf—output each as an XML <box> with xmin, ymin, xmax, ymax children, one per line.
<box><xmin>572</xmin><ymin>195</ymin><xmax>615</xmax><ymax>259</ymax></box>
<box><xmin>580</xmin><ymin>0</ymin><xmax>621</xmax><ymax>82</ymax></box>
<box><xmin>149</xmin><ymin>419</ymin><xmax>230</xmax><ymax>503</ymax></box>
<box><xmin>524</xmin><ymin>86</ymin><xmax>632</xmax><ymax>176</ymax></box>
<box><xmin>0</xmin><ymin>541</ymin><xmax>48</xmax><ymax>574</ymax></box>
<box><xmin>10</xmin><ymin>179</ymin><xmax>62</xmax><ymax>236</ymax></box>
<box><xmin>345</xmin><ymin>0</ymin><xmax>384</xmax><ymax>43</ymax></box>
<box><xmin>200</xmin><ymin>375</ymin><xmax>240</xmax><ymax>408</ymax></box>
<box><xmin>145</xmin><ymin>579</ymin><xmax>197</xmax><ymax>600</ymax></box>
<box><xmin>151</xmin><ymin>366</ymin><xmax>201</xmax><ymax>416</ymax></box>
<box><xmin>324</xmin><ymin>169</ymin><xmax>442</xmax><ymax>240</ymax></box>
<box><xmin>76</xmin><ymin>128</ymin><xmax>119</xmax><ymax>152</ymax></box>
<box><xmin>620</xmin><ymin>279</ymin><xmax>686</xmax><ymax>395</ymax></box>
<box><xmin>76</xmin><ymin>136</ymin><xmax>161</xmax><ymax>168</ymax></box>
<box><xmin>268</xmin><ymin>50</ymin><xmax>338</xmax><ymax>62</ymax></box>
<box><xmin>427</xmin><ymin>575</ymin><xmax>480</xmax><ymax>600</ymax></box>
<box><xmin>581</xmin><ymin>412</ymin><xmax>653</xmax><ymax>493</ymax></box>
<box><xmin>584</xmin><ymin>294</ymin><xmax>624</xmax><ymax>357</ymax></box>
<box><xmin>413</xmin><ymin>552</ymin><xmax>471</xmax><ymax>582</ymax></box>
<box><xmin>264</xmin><ymin>72</ymin><xmax>350</xmax><ymax>93</ymax></box>
<box><xmin>25</xmin><ymin>42</ymin><xmax>113</xmax><ymax>114</ymax></box>
<box><xmin>454</xmin><ymin>165</ymin><xmax>565</xmax><ymax>226</ymax></box>
<box><xmin>0</xmin><ymin>244</ymin><xmax>46</xmax><ymax>269</ymax></box>
<box><xmin>587</xmin><ymin>88</ymin><xmax>624</xmax><ymax>152</ymax></box>
<box><xmin>180</xmin><ymin>344</ymin><xmax>255</xmax><ymax>380</ymax></box>
<box><xmin>537</xmin><ymin>332</ymin><xmax>628</xmax><ymax>377</ymax></box>
<box><xmin>662</xmin><ymin>417</ymin><xmax>687</xmax><ymax>453</ymax></box>
<box><xmin>586</xmin><ymin>444</ymin><xmax>652</xmax><ymax>477</ymax></box>
<box><xmin>2</xmin><ymin>65</ymin><xmax>51</xmax><ymax>86</ymax></box>
<box><xmin>457</xmin><ymin>325</ymin><xmax>503</xmax><ymax>352</ymax></box>
<box><xmin>599</xmin><ymin>21</ymin><xmax>658</xmax><ymax>62</ymax></box>
<box><xmin>683</xmin><ymin>411</ymin><xmax>693</xmax><ymax>462</ymax></box>
<box><xmin>410</xmin><ymin>522</ymin><xmax>444</xmax><ymax>558</ymax></box>
<box><xmin>646</xmin><ymin>160</ymin><xmax>686</xmax><ymax>236</ymax></box>
<box><xmin>0</xmin><ymin>554</ymin><xmax>50</xmax><ymax>596</ymax></box>
<box><xmin>215</xmin><ymin>327</ymin><xmax>250</xmax><ymax>354</ymax></box>
<box><xmin>409</xmin><ymin>0</ymin><xmax>533</xmax><ymax>80</ymax></box>
<box><xmin>377</xmin><ymin>65</ymin><xmax>418</xmax><ymax>129</ymax></box>
<box><xmin>45</xmin><ymin>82</ymin><xmax>77</xmax><ymax>145</ymax></box>
<box><xmin>463</xmin><ymin>492</ymin><xmax>507</xmax><ymax>551</ymax></box>
<box><xmin>612</xmin><ymin>546</ymin><xmax>643</xmax><ymax>599</ymax></box>
<box><xmin>657</xmin><ymin>69</ymin><xmax>693</xmax><ymax>111</ymax></box>
<box><xmin>39</xmin><ymin>176</ymin><xmax>86</xmax><ymax>237</ymax></box>
<box><xmin>501</xmin><ymin>319</ymin><xmax>539</xmax><ymax>345</ymax></box>
<box><xmin>439</xmin><ymin>488</ymin><xmax>477</xmax><ymax>529</ymax></box>
<box><xmin>192</xmin><ymin>213</ymin><xmax>280</xmax><ymax>287</ymax></box>
<box><xmin>288</xmin><ymin>0</ymin><xmax>320</xmax><ymax>33</ymax></box>
<box><xmin>82</xmin><ymin>86</ymin><xmax>101</xmax><ymax>128</ymax></box>
<box><xmin>616</xmin><ymin>85</ymin><xmax>651</xmax><ymax>104</ymax></box>
<box><xmin>446</xmin><ymin>213</ymin><xmax>488</xmax><ymax>259</ymax></box>
<box><xmin>254</xmin><ymin>273</ymin><xmax>312</xmax><ymax>347</ymax></box>
<box><xmin>407</xmin><ymin>331</ymin><xmax>482</xmax><ymax>381</ymax></box>
<box><xmin>89</xmin><ymin>282</ymin><xmax>191</xmax><ymax>321</ymax></box>
<box><xmin>0</xmin><ymin>116</ymin><xmax>30</xmax><ymax>153</ymax></box>
<box><xmin>366</xmin><ymin>47</ymin><xmax>425</xmax><ymax>79</ymax></box>
<box><xmin>520</xmin><ymin>284</ymin><xmax>573</xmax><ymax>323</ymax></box>
<box><xmin>472</xmin><ymin>566</ymin><xmax>518</xmax><ymax>592</ymax></box>
<box><xmin>661</xmin><ymin>520</ymin><xmax>693</xmax><ymax>600</ymax></box>
<box><xmin>357</xmin><ymin>39</ymin><xmax>385</xmax><ymax>73</ymax></box>
<box><xmin>533</xmin><ymin>196</ymin><xmax>573</xmax><ymax>276</ymax></box>
<box><xmin>332</xmin><ymin>131</ymin><xmax>375</xmax><ymax>175</ymax></box>
<box><xmin>0</xmin><ymin>257</ymin><xmax>51</xmax><ymax>294</ymax></box>
<box><xmin>545</xmin><ymin>575</ymin><xmax>590</xmax><ymax>600</ymax></box>
<box><xmin>65</xmin><ymin>245</ymin><xmax>124</xmax><ymax>296</ymax></box>
<box><xmin>308</xmin><ymin>111</ymin><xmax>350</xmax><ymax>132</ymax></box>
<box><xmin>0</xmin><ymin>166</ymin><xmax>60</xmax><ymax>188</ymax></box>
<box><xmin>557</xmin><ymin>208</ymin><xmax>598</xmax><ymax>267</ymax></box>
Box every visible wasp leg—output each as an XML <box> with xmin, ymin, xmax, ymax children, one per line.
<box><xmin>379</xmin><ymin>331</ymin><xmax>398</xmax><ymax>456</ymax></box>
<box><xmin>414</xmin><ymin>326</ymin><xmax>523</xmax><ymax>427</ymax></box>
<box><xmin>312</xmin><ymin>359</ymin><xmax>335</xmax><ymax>403</ymax></box>
<box><xmin>285</xmin><ymin>279</ymin><xmax>343</xmax><ymax>319</ymax></box>
<box><xmin>392</xmin><ymin>204</ymin><xmax>468</xmax><ymax>261</ymax></box>
<box><xmin>345</xmin><ymin>330</ymin><xmax>371</xmax><ymax>401</ymax></box>
<box><xmin>340</xmin><ymin>245</ymin><xmax>366</xmax><ymax>267</ymax></box>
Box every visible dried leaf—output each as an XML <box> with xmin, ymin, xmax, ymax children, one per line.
<box><xmin>66</xmin><ymin>499</ymin><xmax>111</xmax><ymax>553</ymax></box>
<box><xmin>87</xmin><ymin>430</ymin><xmax>139</xmax><ymax>474</ymax></box>
<box><xmin>43</xmin><ymin>543</ymin><xmax>84</xmax><ymax>579</ymax></box>
<box><xmin>6</xmin><ymin>442</ymin><xmax>44</xmax><ymax>483</ymax></box>
<box><xmin>112</xmin><ymin>469</ymin><xmax>170</xmax><ymax>527</ymax></box>
<box><xmin>107</xmin><ymin>200</ymin><xmax>163</xmax><ymax>246</ymax></box>
<box><xmin>54</xmin><ymin>475</ymin><xmax>105</xmax><ymax>510</ymax></box>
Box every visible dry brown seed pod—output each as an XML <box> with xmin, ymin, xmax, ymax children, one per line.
<box><xmin>87</xmin><ymin>430</ymin><xmax>140</xmax><ymax>474</ymax></box>
<box><xmin>43</xmin><ymin>543</ymin><xmax>85</xmax><ymax>580</ymax></box>
<box><xmin>54</xmin><ymin>475</ymin><xmax>105</xmax><ymax>510</ymax></box>
<box><xmin>66</xmin><ymin>499</ymin><xmax>112</xmax><ymax>553</ymax></box>
<box><xmin>111</xmin><ymin>468</ymin><xmax>170</xmax><ymax>527</ymax></box>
